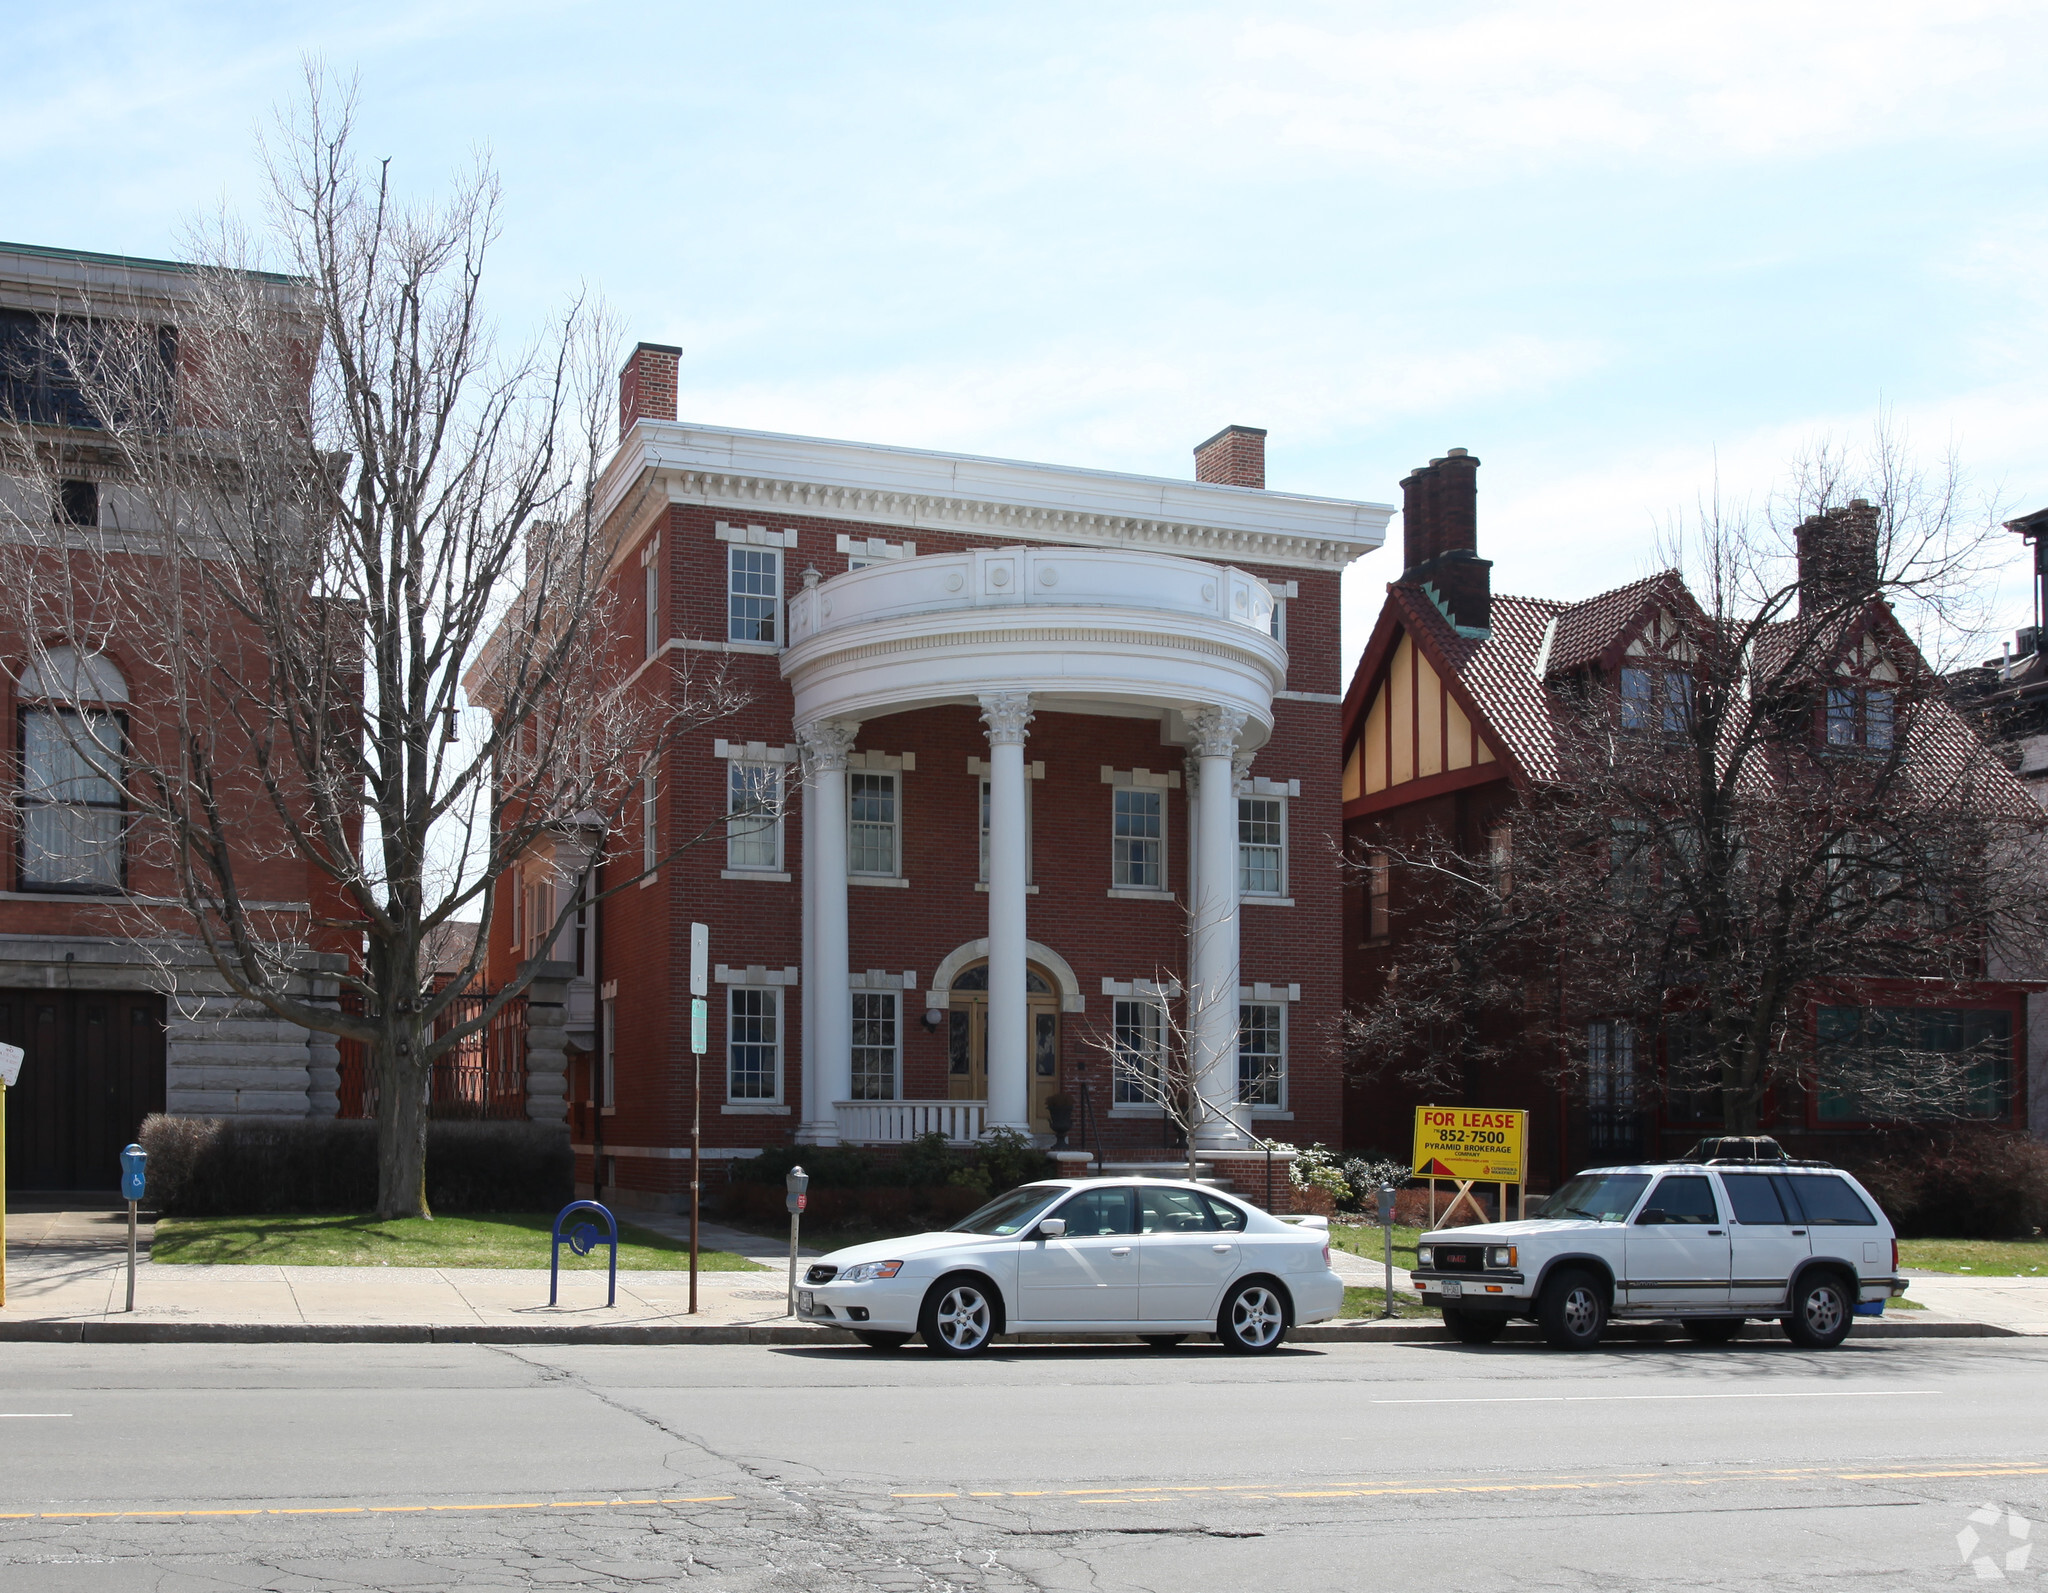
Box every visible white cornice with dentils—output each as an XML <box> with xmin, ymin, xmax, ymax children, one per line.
<box><xmin>594</xmin><ymin>419</ymin><xmax>1394</xmax><ymax>572</ymax></box>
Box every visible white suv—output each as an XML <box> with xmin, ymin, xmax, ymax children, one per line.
<box><xmin>1411</xmin><ymin>1159</ymin><xmax>1908</xmax><ymax>1349</ymax></box>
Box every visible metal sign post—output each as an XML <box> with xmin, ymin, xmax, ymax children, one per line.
<box><xmin>785</xmin><ymin>1166</ymin><xmax>809</xmax><ymax>1316</ymax></box>
<box><xmin>1378</xmin><ymin>1184</ymin><xmax>1398</xmax><ymax>1319</ymax></box>
<box><xmin>0</xmin><ymin>1042</ymin><xmax>21</xmax><ymax>1308</ymax></box>
<box><xmin>689</xmin><ymin>922</ymin><xmax>708</xmax><ymax>1317</ymax></box>
<box><xmin>120</xmin><ymin>1144</ymin><xmax>147</xmax><ymax>1312</ymax></box>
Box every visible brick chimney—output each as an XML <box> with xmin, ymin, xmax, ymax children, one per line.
<box><xmin>618</xmin><ymin>342</ymin><xmax>682</xmax><ymax>441</ymax></box>
<box><xmin>1193</xmin><ymin>425</ymin><xmax>1267</xmax><ymax>489</ymax></box>
<box><xmin>1398</xmin><ymin>448</ymin><xmax>1491</xmax><ymax>636</ymax></box>
<box><xmin>1795</xmin><ymin>498</ymin><xmax>1880</xmax><ymax>614</ymax></box>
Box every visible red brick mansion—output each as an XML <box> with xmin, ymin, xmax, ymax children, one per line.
<box><xmin>485</xmin><ymin>343</ymin><xmax>1392</xmax><ymax>1211</ymax></box>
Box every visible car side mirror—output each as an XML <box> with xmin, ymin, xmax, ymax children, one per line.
<box><xmin>1036</xmin><ymin>1218</ymin><xmax>1066</xmax><ymax>1239</ymax></box>
<box><xmin>1635</xmin><ymin>1208</ymin><xmax>1667</xmax><ymax>1226</ymax></box>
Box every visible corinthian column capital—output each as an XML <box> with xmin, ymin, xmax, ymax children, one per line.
<box><xmin>798</xmin><ymin>719</ymin><xmax>861</xmax><ymax>773</ymax></box>
<box><xmin>1187</xmin><ymin>705</ymin><xmax>1248</xmax><ymax>760</ymax></box>
<box><xmin>978</xmin><ymin>691</ymin><xmax>1036</xmax><ymax>747</ymax></box>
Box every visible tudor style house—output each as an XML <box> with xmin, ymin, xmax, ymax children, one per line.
<box><xmin>1340</xmin><ymin>449</ymin><xmax>2037</xmax><ymax>1186</ymax></box>
<box><xmin>0</xmin><ymin>241</ymin><xmax>347</xmax><ymax>1194</ymax></box>
<box><xmin>483</xmin><ymin>343</ymin><xmax>1391</xmax><ymax>1211</ymax></box>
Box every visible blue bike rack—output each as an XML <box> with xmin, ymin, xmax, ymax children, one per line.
<box><xmin>548</xmin><ymin>1200</ymin><xmax>618</xmax><ymax>1307</ymax></box>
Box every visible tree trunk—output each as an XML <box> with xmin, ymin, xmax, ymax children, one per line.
<box><xmin>374</xmin><ymin>1019</ymin><xmax>432</xmax><ymax>1219</ymax></box>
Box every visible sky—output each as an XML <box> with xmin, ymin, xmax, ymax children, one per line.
<box><xmin>6</xmin><ymin>0</ymin><xmax>2045</xmax><ymax>681</ymax></box>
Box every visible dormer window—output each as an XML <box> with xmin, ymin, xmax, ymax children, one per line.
<box><xmin>1620</xmin><ymin>666</ymin><xmax>1692</xmax><ymax>733</ymax></box>
<box><xmin>1825</xmin><ymin>686</ymin><xmax>1895</xmax><ymax>751</ymax></box>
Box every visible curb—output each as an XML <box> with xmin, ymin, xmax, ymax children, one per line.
<box><xmin>0</xmin><ymin>1318</ymin><xmax>2017</xmax><ymax>1345</ymax></box>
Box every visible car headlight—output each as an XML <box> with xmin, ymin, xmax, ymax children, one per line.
<box><xmin>1488</xmin><ymin>1246</ymin><xmax>1517</xmax><ymax>1268</ymax></box>
<box><xmin>1416</xmin><ymin>1247</ymin><xmax>1432</xmax><ymax>1268</ymax></box>
<box><xmin>836</xmin><ymin>1260</ymin><xmax>903</xmax><ymax>1284</ymax></box>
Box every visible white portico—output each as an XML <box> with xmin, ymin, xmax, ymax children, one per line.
<box><xmin>783</xmin><ymin>544</ymin><xmax>1287</xmax><ymax>1149</ymax></box>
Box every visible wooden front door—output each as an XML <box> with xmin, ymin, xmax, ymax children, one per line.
<box><xmin>0</xmin><ymin>990</ymin><xmax>167</xmax><ymax>1191</ymax></box>
<box><xmin>946</xmin><ymin>961</ymin><xmax>1061</xmax><ymax>1133</ymax></box>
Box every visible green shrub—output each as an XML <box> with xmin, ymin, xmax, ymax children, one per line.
<box><xmin>975</xmin><ymin>1125</ymin><xmax>1055</xmax><ymax>1194</ymax></box>
<box><xmin>137</xmin><ymin>1115</ymin><xmax>571</xmax><ymax>1216</ymax></box>
<box><xmin>1267</xmin><ymin>1140</ymin><xmax>1351</xmax><ymax>1204</ymax></box>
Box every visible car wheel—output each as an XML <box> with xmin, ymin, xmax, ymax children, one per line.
<box><xmin>1442</xmin><ymin>1307</ymin><xmax>1506</xmax><ymax>1345</ymax></box>
<box><xmin>1217</xmin><ymin>1279</ymin><xmax>1289</xmax><ymax>1354</ymax></box>
<box><xmin>1141</xmin><ymin>1335</ymin><xmax>1186</xmax><ymax>1352</ymax></box>
<box><xmin>1681</xmin><ymin>1318</ymin><xmax>1744</xmax><ymax>1344</ymax></box>
<box><xmin>1537</xmin><ymin>1269</ymin><xmax>1608</xmax><ymax>1351</ymax></box>
<box><xmin>1784</xmin><ymin>1273</ymin><xmax>1853</xmax><ymax>1349</ymax></box>
<box><xmin>919</xmin><ymin>1276</ymin><xmax>997</xmax><ymax>1357</ymax></box>
<box><xmin>854</xmin><ymin>1331</ymin><xmax>909</xmax><ymax>1352</ymax></box>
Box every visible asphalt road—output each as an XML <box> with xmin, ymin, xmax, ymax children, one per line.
<box><xmin>3</xmin><ymin>1335</ymin><xmax>2045</xmax><ymax>1591</ymax></box>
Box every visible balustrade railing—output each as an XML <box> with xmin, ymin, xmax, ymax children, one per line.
<box><xmin>835</xmin><ymin>1099</ymin><xmax>988</xmax><ymax>1146</ymax></box>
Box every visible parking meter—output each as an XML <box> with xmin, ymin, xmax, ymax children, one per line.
<box><xmin>1378</xmin><ymin>1184</ymin><xmax>1399</xmax><ymax>1319</ymax></box>
<box><xmin>785</xmin><ymin>1166</ymin><xmax>809</xmax><ymax>1316</ymax></box>
<box><xmin>1376</xmin><ymin>1185</ymin><xmax>1396</xmax><ymax>1225</ymax></box>
<box><xmin>121</xmin><ymin>1143</ymin><xmax>147</xmax><ymax>1312</ymax></box>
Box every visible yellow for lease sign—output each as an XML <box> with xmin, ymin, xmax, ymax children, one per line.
<box><xmin>1413</xmin><ymin>1106</ymin><xmax>1526</xmax><ymax>1182</ymax></box>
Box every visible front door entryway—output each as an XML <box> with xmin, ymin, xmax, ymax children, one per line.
<box><xmin>0</xmin><ymin>990</ymin><xmax>167</xmax><ymax>1191</ymax></box>
<box><xmin>946</xmin><ymin>960</ymin><xmax>1061</xmax><ymax>1134</ymax></box>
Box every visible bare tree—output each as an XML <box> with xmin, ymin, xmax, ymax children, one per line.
<box><xmin>1079</xmin><ymin>967</ymin><xmax>1280</xmax><ymax>1183</ymax></box>
<box><xmin>1345</xmin><ymin>427</ymin><xmax>2045</xmax><ymax>1136</ymax></box>
<box><xmin>0</xmin><ymin>70</ymin><xmax>747</xmax><ymax>1216</ymax></box>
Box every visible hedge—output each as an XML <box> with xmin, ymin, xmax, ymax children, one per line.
<box><xmin>137</xmin><ymin>1114</ymin><xmax>572</xmax><ymax>1216</ymax></box>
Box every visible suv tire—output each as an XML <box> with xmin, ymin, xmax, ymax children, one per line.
<box><xmin>1442</xmin><ymin>1307</ymin><xmax>1506</xmax><ymax>1345</ymax></box>
<box><xmin>1537</xmin><ymin>1269</ymin><xmax>1608</xmax><ymax>1351</ymax></box>
<box><xmin>918</xmin><ymin>1275</ymin><xmax>998</xmax><ymax>1357</ymax></box>
<box><xmin>1217</xmin><ymin>1279</ymin><xmax>1290</xmax><ymax>1354</ymax></box>
<box><xmin>1784</xmin><ymin>1272</ymin><xmax>1854</xmax><ymax>1349</ymax></box>
<box><xmin>1680</xmin><ymin>1318</ymin><xmax>1744</xmax><ymax>1344</ymax></box>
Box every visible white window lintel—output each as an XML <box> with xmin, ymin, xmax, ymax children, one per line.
<box><xmin>836</xmin><ymin>533</ymin><xmax>917</xmax><ymax>560</ymax></box>
<box><xmin>849</xmin><ymin>969</ymin><xmax>920</xmax><ymax>991</ymax></box>
<box><xmin>1101</xmin><ymin>976</ymin><xmax>1181</xmax><ymax>999</ymax></box>
<box><xmin>714</xmin><ymin>964</ymin><xmax>801</xmax><ymax>986</ymax></box>
<box><xmin>968</xmin><ymin>757</ymin><xmax>1044</xmax><ymax>779</ymax></box>
<box><xmin>714</xmin><ymin>740</ymin><xmax>799</xmax><ymax>764</ymax></box>
<box><xmin>715</xmin><ymin>521</ymin><xmax>798</xmax><ymax>549</ymax></box>
<box><xmin>1237</xmin><ymin>776</ymin><xmax>1301</xmax><ymax>798</ymax></box>
<box><xmin>1238</xmin><ymin>982</ymin><xmax>1303</xmax><ymax>1003</ymax></box>
<box><xmin>1101</xmin><ymin>766</ymin><xmax>1181</xmax><ymax>789</ymax></box>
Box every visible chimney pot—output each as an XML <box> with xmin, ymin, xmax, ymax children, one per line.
<box><xmin>618</xmin><ymin>342</ymin><xmax>682</xmax><ymax>442</ymax></box>
<box><xmin>1193</xmin><ymin>425</ymin><xmax>1267</xmax><ymax>489</ymax></box>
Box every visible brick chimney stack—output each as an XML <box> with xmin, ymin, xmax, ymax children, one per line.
<box><xmin>1795</xmin><ymin>498</ymin><xmax>1881</xmax><ymax>614</ymax></box>
<box><xmin>1398</xmin><ymin>448</ymin><xmax>1492</xmax><ymax>637</ymax></box>
<box><xmin>618</xmin><ymin>342</ymin><xmax>682</xmax><ymax>441</ymax></box>
<box><xmin>1193</xmin><ymin>425</ymin><xmax>1267</xmax><ymax>489</ymax></box>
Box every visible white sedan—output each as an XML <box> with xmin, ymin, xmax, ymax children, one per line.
<box><xmin>796</xmin><ymin>1177</ymin><xmax>1345</xmax><ymax>1355</ymax></box>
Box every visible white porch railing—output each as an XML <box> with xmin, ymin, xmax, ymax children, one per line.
<box><xmin>835</xmin><ymin>1099</ymin><xmax>988</xmax><ymax>1146</ymax></box>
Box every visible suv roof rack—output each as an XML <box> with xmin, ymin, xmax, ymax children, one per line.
<box><xmin>1671</xmin><ymin>1135</ymin><xmax>1834</xmax><ymax>1170</ymax></box>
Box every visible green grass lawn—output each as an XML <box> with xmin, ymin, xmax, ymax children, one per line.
<box><xmin>1898</xmin><ymin>1237</ymin><xmax>2048</xmax><ymax>1277</ymax></box>
<box><xmin>1328</xmin><ymin>1222</ymin><xmax>1424</xmax><ymax>1269</ymax></box>
<box><xmin>1339</xmin><ymin>1285</ymin><xmax>1430</xmax><ymax>1320</ymax></box>
<box><xmin>151</xmin><ymin>1213</ymin><xmax>763</xmax><ymax>1270</ymax></box>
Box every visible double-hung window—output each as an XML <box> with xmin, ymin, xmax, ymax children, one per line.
<box><xmin>1587</xmin><ymin>1020</ymin><xmax>1637</xmax><ymax>1113</ymax></box>
<box><xmin>848</xmin><ymin>771</ymin><xmax>898</xmax><ymax>876</ymax></box>
<box><xmin>20</xmin><ymin>705</ymin><xmax>126</xmax><ymax>892</ymax></box>
<box><xmin>1113</xmin><ymin>789</ymin><xmax>1163</xmax><ymax>888</ymax></box>
<box><xmin>1367</xmin><ymin>851</ymin><xmax>1390</xmax><ymax>939</ymax></box>
<box><xmin>1621</xmin><ymin>666</ymin><xmax>1691</xmax><ymax>733</ymax></box>
<box><xmin>1112</xmin><ymin>997</ymin><xmax>1162</xmax><ymax>1104</ymax></box>
<box><xmin>1238</xmin><ymin>1001</ymin><xmax>1285</xmax><ymax>1107</ymax></box>
<box><xmin>1620</xmin><ymin>667</ymin><xmax>1654</xmax><ymax>731</ymax></box>
<box><xmin>851</xmin><ymin>991</ymin><xmax>899</xmax><ymax>1100</ymax></box>
<box><xmin>641</xmin><ymin>770</ymin><xmax>659</xmax><ymax>876</ymax></box>
<box><xmin>1827</xmin><ymin>685</ymin><xmax>1896</xmax><ymax>751</ymax></box>
<box><xmin>727</xmin><ymin>547</ymin><xmax>781</xmax><ymax>645</ymax></box>
<box><xmin>726</xmin><ymin>761</ymin><xmax>782</xmax><ymax>871</ymax></box>
<box><xmin>1238</xmin><ymin>797</ymin><xmax>1285</xmax><ymax>895</ymax></box>
<box><xmin>728</xmin><ymin>988</ymin><xmax>781</xmax><ymax>1101</ymax></box>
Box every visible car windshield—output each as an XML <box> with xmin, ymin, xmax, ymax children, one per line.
<box><xmin>949</xmin><ymin>1184</ymin><xmax>1068</xmax><ymax>1236</ymax></box>
<box><xmin>1537</xmin><ymin>1173</ymin><xmax>1652</xmax><ymax>1223</ymax></box>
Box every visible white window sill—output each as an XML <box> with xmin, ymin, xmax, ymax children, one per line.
<box><xmin>722</xmin><ymin>1102</ymin><xmax>790</xmax><ymax>1115</ymax></box>
<box><xmin>1243</xmin><ymin>895</ymin><xmax>1295</xmax><ymax>908</ymax></box>
<box><xmin>719</xmin><ymin>638</ymin><xmax>783</xmax><ymax>655</ymax></box>
<box><xmin>849</xmin><ymin>875</ymin><xmax>909</xmax><ymax>888</ymax></box>
<box><xmin>1108</xmin><ymin>1105</ymin><xmax>1166</xmax><ymax>1118</ymax></box>
<box><xmin>1107</xmin><ymin>888</ymin><xmax>1175</xmax><ymax>902</ymax></box>
<box><xmin>974</xmin><ymin>882</ymin><xmax>1040</xmax><ymax>893</ymax></box>
<box><xmin>722</xmin><ymin>869</ymin><xmax>791</xmax><ymax>883</ymax></box>
<box><xmin>640</xmin><ymin>873</ymin><xmax>658</xmax><ymax>889</ymax></box>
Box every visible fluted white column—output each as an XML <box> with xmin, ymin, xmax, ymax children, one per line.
<box><xmin>980</xmin><ymin>691</ymin><xmax>1034</xmax><ymax>1134</ymax></box>
<box><xmin>799</xmin><ymin>719</ymin><xmax>859</xmax><ymax>1142</ymax></box>
<box><xmin>797</xmin><ymin>737</ymin><xmax>825</xmax><ymax>1144</ymax></box>
<box><xmin>1189</xmin><ymin>706</ymin><xmax>1249</xmax><ymax>1149</ymax></box>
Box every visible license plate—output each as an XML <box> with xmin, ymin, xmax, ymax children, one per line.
<box><xmin>798</xmin><ymin>1290</ymin><xmax>815</xmax><ymax>1314</ymax></box>
<box><xmin>1438</xmin><ymin>1280</ymin><xmax>1464</xmax><ymax>1298</ymax></box>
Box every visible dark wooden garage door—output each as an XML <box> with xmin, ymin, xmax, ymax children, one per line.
<box><xmin>0</xmin><ymin>990</ymin><xmax>166</xmax><ymax>1192</ymax></box>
